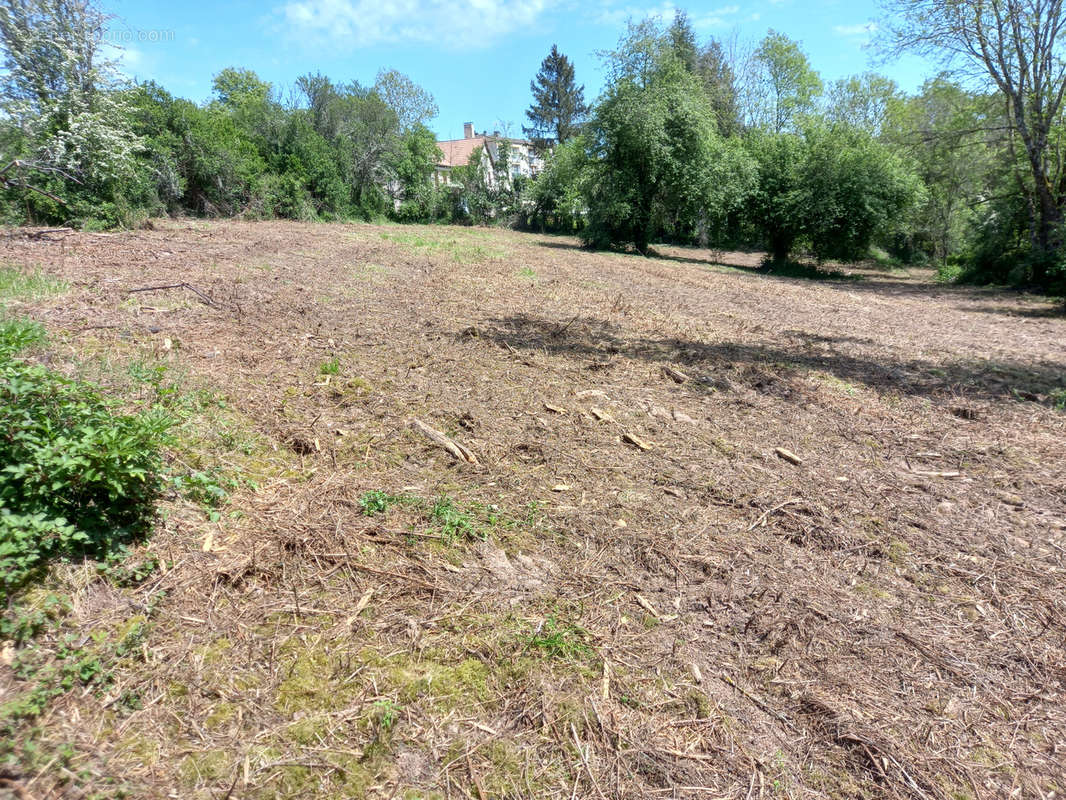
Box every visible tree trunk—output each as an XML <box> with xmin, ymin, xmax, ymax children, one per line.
<box><xmin>770</xmin><ymin>233</ymin><xmax>791</xmax><ymax>264</ymax></box>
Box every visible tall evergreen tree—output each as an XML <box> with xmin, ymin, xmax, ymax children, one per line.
<box><xmin>667</xmin><ymin>10</ymin><xmax>698</xmax><ymax>73</ymax></box>
<box><xmin>697</xmin><ymin>38</ymin><xmax>742</xmax><ymax>136</ymax></box>
<box><xmin>523</xmin><ymin>44</ymin><xmax>589</xmax><ymax>145</ymax></box>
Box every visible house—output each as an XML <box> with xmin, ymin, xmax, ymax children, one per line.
<box><xmin>435</xmin><ymin>122</ymin><xmax>548</xmax><ymax>189</ymax></box>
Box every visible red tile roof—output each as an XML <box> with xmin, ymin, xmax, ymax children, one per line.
<box><xmin>437</xmin><ymin>136</ymin><xmax>489</xmax><ymax>168</ymax></box>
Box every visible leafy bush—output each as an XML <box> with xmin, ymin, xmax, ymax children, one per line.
<box><xmin>0</xmin><ymin>317</ymin><xmax>174</xmax><ymax>601</ymax></box>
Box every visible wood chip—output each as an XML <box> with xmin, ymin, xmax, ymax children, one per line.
<box><xmin>410</xmin><ymin>418</ymin><xmax>478</xmax><ymax>464</ymax></box>
<box><xmin>621</xmin><ymin>431</ymin><xmax>653</xmax><ymax>451</ymax></box>
<box><xmin>689</xmin><ymin>662</ymin><xmax>704</xmax><ymax>684</ymax></box>
<box><xmin>345</xmin><ymin>588</ymin><xmax>374</xmax><ymax>627</ymax></box>
<box><xmin>774</xmin><ymin>447</ymin><xmax>803</xmax><ymax>466</ymax></box>
<box><xmin>543</xmin><ymin>402</ymin><xmax>568</xmax><ymax>414</ymax></box>
<box><xmin>576</xmin><ymin>390</ymin><xmax>608</xmax><ymax>400</ymax></box>
<box><xmin>635</xmin><ymin>593</ymin><xmax>660</xmax><ymax>618</ymax></box>
<box><xmin>590</xmin><ymin>406</ymin><xmax>614</xmax><ymax>422</ymax></box>
<box><xmin>551</xmin><ymin>484</ymin><xmax>572</xmax><ymax>492</ymax></box>
<box><xmin>662</xmin><ymin>366</ymin><xmax>689</xmax><ymax>383</ymax></box>
<box><xmin>912</xmin><ymin>470</ymin><xmax>962</xmax><ymax>478</ymax></box>
<box><xmin>601</xmin><ymin>660</ymin><xmax>611</xmax><ymax>700</ymax></box>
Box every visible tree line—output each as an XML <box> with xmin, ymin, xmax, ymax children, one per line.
<box><xmin>1</xmin><ymin>0</ymin><xmax>1064</xmax><ymax>295</ymax></box>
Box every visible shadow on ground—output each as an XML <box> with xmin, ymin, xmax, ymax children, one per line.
<box><xmin>475</xmin><ymin>312</ymin><xmax>1066</xmax><ymax>406</ymax></box>
<box><xmin>535</xmin><ymin>239</ymin><xmax>1066</xmax><ymax>311</ymax></box>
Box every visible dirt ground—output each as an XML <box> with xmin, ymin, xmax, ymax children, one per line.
<box><xmin>1</xmin><ymin>220</ymin><xmax>1064</xmax><ymax>799</ymax></box>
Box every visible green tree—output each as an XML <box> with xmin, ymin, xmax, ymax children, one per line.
<box><xmin>0</xmin><ymin>0</ymin><xmax>145</xmax><ymax>223</ymax></box>
<box><xmin>374</xmin><ymin>68</ymin><xmax>438</xmax><ymax>133</ymax></box>
<box><xmin>296</xmin><ymin>72</ymin><xmax>342</xmax><ymax>139</ymax></box>
<box><xmin>881</xmin><ymin>75</ymin><xmax>998</xmax><ymax>262</ymax></box>
<box><xmin>752</xmin><ymin>30</ymin><xmax>823</xmax><ymax>133</ymax></box>
<box><xmin>697</xmin><ymin>38</ymin><xmax>742</xmax><ymax>136</ymax></box>
<box><xmin>583</xmin><ymin>28</ymin><xmax>755</xmax><ymax>253</ymax></box>
<box><xmin>523</xmin><ymin>44</ymin><xmax>589</xmax><ymax>145</ymax></box>
<box><xmin>745</xmin><ymin>125</ymin><xmax>922</xmax><ymax>263</ymax></box>
<box><xmin>667</xmin><ymin>10</ymin><xmax>698</xmax><ymax>73</ymax></box>
<box><xmin>211</xmin><ymin>67</ymin><xmax>271</xmax><ymax>108</ymax></box>
<box><xmin>523</xmin><ymin>137</ymin><xmax>589</xmax><ymax>231</ymax></box>
<box><xmin>882</xmin><ymin>0</ymin><xmax>1066</xmax><ymax>285</ymax></box>
<box><xmin>826</xmin><ymin>73</ymin><xmax>902</xmax><ymax>136</ymax></box>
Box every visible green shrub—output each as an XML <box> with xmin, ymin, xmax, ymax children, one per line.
<box><xmin>0</xmin><ymin>317</ymin><xmax>174</xmax><ymax>601</ymax></box>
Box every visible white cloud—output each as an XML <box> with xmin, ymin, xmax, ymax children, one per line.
<box><xmin>833</xmin><ymin>22</ymin><xmax>877</xmax><ymax>36</ymax></box>
<box><xmin>593</xmin><ymin>1</ymin><xmax>740</xmax><ymax>29</ymax></box>
<box><xmin>277</xmin><ymin>0</ymin><xmax>554</xmax><ymax>48</ymax></box>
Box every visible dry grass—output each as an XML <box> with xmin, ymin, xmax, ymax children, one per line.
<box><xmin>1</xmin><ymin>220</ymin><xmax>1064</xmax><ymax>799</ymax></box>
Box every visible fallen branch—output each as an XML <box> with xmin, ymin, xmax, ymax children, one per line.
<box><xmin>0</xmin><ymin>160</ymin><xmax>82</xmax><ymax>204</ymax></box>
<box><xmin>410</xmin><ymin>419</ymin><xmax>479</xmax><ymax>465</ymax></box>
<box><xmin>127</xmin><ymin>282</ymin><xmax>220</xmax><ymax>308</ymax></box>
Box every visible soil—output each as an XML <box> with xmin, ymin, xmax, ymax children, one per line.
<box><xmin>1</xmin><ymin>220</ymin><xmax>1064</xmax><ymax>799</ymax></box>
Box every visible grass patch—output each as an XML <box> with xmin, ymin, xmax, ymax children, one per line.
<box><xmin>379</xmin><ymin>231</ymin><xmax>505</xmax><ymax>263</ymax></box>
<box><xmin>319</xmin><ymin>356</ymin><xmax>340</xmax><ymax>376</ymax></box>
<box><xmin>0</xmin><ymin>266</ymin><xmax>68</xmax><ymax>302</ymax></box>
<box><xmin>357</xmin><ymin>490</ymin><xmax>514</xmax><ymax>543</ymax></box>
<box><xmin>525</xmin><ymin>616</ymin><xmax>592</xmax><ymax>661</ymax></box>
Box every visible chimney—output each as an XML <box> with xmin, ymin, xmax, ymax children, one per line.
<box><xmin>493</xmin><ymin>130</ymin><xmax>500</xmax><ymax>137</ymax></box>
<box><xmin>463</xmin><ymin>122</ymin><xmax>473</xmax><ymax>139</ymax></box>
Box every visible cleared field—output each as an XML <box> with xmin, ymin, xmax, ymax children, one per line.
<box><xmin>1</xmin><ymin>220</ymin><xmax>1064</xmax><ymax>799</ymax></box>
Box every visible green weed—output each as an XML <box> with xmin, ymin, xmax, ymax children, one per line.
<box><xmin>0</xmin><ymin>266</ymin><xmax>68</xmax><ymax>302</ymax></box>
<box><xmin>319</xmin><ymin>357</ymin><xmax>340</xmax><ymax>376</ymax></box>
<box><xmin>0</xmin><ymin>316</ymin><xmax>175</xmax><ymax>602</ymax></box>
<box><xmin>526</xmin><ymin>617</ymin><xmax>592</xmax><ymax>661</ymax></box>
<box><xmin>430</xmin><ymin>496</ymin><xmax>480</xmax><ymax>543</ymax></box>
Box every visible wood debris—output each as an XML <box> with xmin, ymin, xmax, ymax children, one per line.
<box><xmin>590</xmin><ymin>406</ymin><xmax>614</xmax><ymax>422</ymax></box>
<box><xmin>774</xmin><ymin>447</ymin><xmax>803</xmax><ymax>465</ymax></box>
<box><xmin>410</xmin><ymin>418</ymin><xmax>478</xmax><ymax>464</ymax></box>
<box><xmin>621</xmin><ymin>431</ymin><xmax>654</xmax><ymax>451</ymax></box>
<box><xmin>689</xmin><ymin>662</ymin><xmax>704</xmax><ymax>684</ymax></box>
<box><xmin>662</xmin><ymin>365</ymin><xmax>690</xmax><ymax>383</ymax></box>
<box><xmin>543</xmin><ymin>402</ymin><xmax>567</xmax><ymax>414</ymax></box>
<box><xmin>345</xmin><ymin>588</ymin><xmax>374</xmax><ymax>628</ymax></box>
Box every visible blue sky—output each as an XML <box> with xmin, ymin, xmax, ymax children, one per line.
<box><xmin>103</xmin><ymin>0</ymin><xmax>941</xmax><ymax>140</ymax></box>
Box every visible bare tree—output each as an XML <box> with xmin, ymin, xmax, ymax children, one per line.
<box><xmin>882</xmin><ymin>0</ymin><xmax>1066</xmax><ymax>281</ymax></box>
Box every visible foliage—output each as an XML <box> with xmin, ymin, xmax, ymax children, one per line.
<box><xmin>881</xmin><ymin>75</ymin><xmax>999</xmax><ymax>264</ymax></box>
<box><xmin>521</xmin><ymin>138</ymin><xmax>589</xmax><ymax>231</ymax></box>
<box><xmin>524</xmin><ymin>44</ymin><xmax>589</xmax><ymax>146</ymax></box>
<box><xmin>0</xmin><ymin>315</ymin><xmax>173</xmax><ymax>601</ymax></box>
<box><xmin>744</xmin><ymin>124</ymin><xmax>922</xmax><ymax>263</ymax></box>
<box><xmin>881</xmin><ymin>0</ymin><xmax>1066</xmax><ymax>288</ymax></box>
<box><xmin>751</xmin><ymin>30</ymin><xmax>823</xmax><ymax>133</ymax></box>
<box><xmin>582</xmin><ymin>28</ymin><xmax>756</xmax><ymax>252</ymax></box>
<box><xmin>374</xmin><ymin>69</ymin><xmax>438</xmax><ymax>133</ymax></box>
